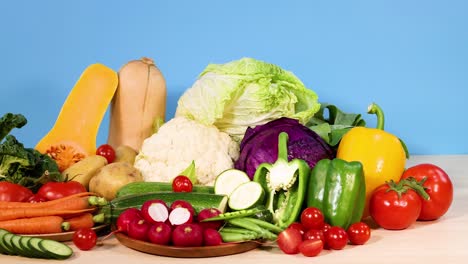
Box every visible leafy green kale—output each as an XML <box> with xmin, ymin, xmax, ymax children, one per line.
<box><xmin>0</xmin><ymin>113</ymin><xmax>61</xmax><ymax>191</ymax></box>
<box><xmin>307</xmin><ymin>103</ymin><xmax>366</xmax><ymax>148</ymax></box>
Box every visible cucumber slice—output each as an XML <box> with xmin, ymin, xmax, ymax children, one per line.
<box><xmin>11</xmin><ymin>235</ymin><xmax>33</xmax><ymax>258</ymax></box>
<box><xmin>39</xmin><ymin>239</ymin><xmax>73</xmax><ymax>259</ymax></box>
<box><xmin>228</xmin><ymin>181</ymin><xmax>265</xmax><ymax>211</ymax></box>
<box><xmin>19</xmin><ymin>236</ymin><xmax>41</xmax><ymax>258</ymax></box>
<box><xmin>28</xmin><ymin>237</ymin><xmax>49</xmax><ymax>258</ymax></box>
<box><xmin>2</xmin><ymin>233</ymin><xmax>17</xmax><ymax>255</ymax></box>
<box><xmin>0</xmin><ymin>229</ymin><xmax>13</xmax><ymax>255</ymax></box>
<box><xmin>214</xmin><ymin>169</ymin><xmax>250</xmax><ymax>197</ymax></box>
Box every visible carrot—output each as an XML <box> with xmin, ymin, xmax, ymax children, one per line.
<box><xmin>0</xmin><ymin>192</ymin><xmax>99</xmax><ymax>209</ymax></box>
<box><xmin>0</xmin><ymin>216</ymin><xmax>66</xmax><ymax>234</ymax></box>
<box><xmin>66</xmin><ymin>213</ymin><xmax>94</xmax><ymax>231</ymax></box>
<box><xmin>0</xmin><ymin>207</ymin><xmax>95</xmax><ymax>221</ymax></box>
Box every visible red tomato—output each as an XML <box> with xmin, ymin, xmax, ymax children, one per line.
<box><xmin>277</xmin><ymin>227</ymin><xmax>303</xmax><ymax>254</ymax></box>
<box><xmin>96</xmin><ymin>144</ymin><xmax>116</xmax><ymax>164</ymax></box>
<box><xmin>347</xmin><ymin>222</ymin><xmax>371</xmax><ymax>245</ymax></box>
<box><xmin>287</xmin><ymin>222</ymin><xmax>306</xmax><ymax>236</ymax></box>
<box><xmin>322</xmin><ymin>223</ymin><xmax>332</xmax><ymax>235</ymax></box>
<box><xmin>172</xmin><ymin>176</ymin><xmax>193</xmax><ymax>192</ymax></box>
<box><xmin>369</xmin><ymin>181</ymin><xmax>422</xmax><ymax>230</ymax></box>
<box><xmin>400</xmin><ymin>163</ymin><xmax>453</xmax><ymax>220</ymax></box>
<box><xmin>299</xmin><ymin>239</ymin><xmax>323</xmax><ymax>257</ymax></box>
<box><xmin>325</xmin><ymin>226</ymin><xmax>348</xmax><ymax>250</ymax></box>
<box><xmin>302</xmin><ymin>229</ymin><xmax>325</xmax><ymax>244</ymax></box>
<box><xmin>37</xmin><ymin>181</ymin><xmax>87</xmax><ymax>201</ymax></box>
<box><xmin>73</xmin><ymin>228</ymin><xmax>97</xmax><ymax>251</ymax></box>
<box><xmin>0</xmin><ymin>182</ymin><xmax>33</xmax><ymax>202</ymax></box>
<box><xmin>27</xmin><ymin>194</ymin><xmax>48</xmax><ymax>203</ymax></box>
<box><xmin>300</xmin><ymin>207</ymin><xmax>325</xmax><ymax>230</ymax></box>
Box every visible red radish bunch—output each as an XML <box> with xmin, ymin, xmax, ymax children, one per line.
<box><xmin>115</xmin><ymin>200</ymin><xmax>224</xmax><ymax>247</ymax></box>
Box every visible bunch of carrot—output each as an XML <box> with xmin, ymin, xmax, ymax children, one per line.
<box><xmin>0</xmin><ymin>192</ymin><xmax>107</xmax><ymax>234</ymax></box>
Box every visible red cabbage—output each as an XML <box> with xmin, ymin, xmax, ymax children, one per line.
<box><xmin>234</xmin><ymin>117</ymin><xmax>335</xmax><ymax>179</ymax></box>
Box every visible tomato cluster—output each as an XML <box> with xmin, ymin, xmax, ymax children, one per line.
<box><xmin>369</xmin><ymin>163</ymin><xmax>453</xmax><ymax>230</ymax></box>
<box><xmin>277</xmin><ymin>207</ymin><xmax>371</xmax><ymax>257</ymax></box>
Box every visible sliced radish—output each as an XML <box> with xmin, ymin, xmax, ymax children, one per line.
<box><xmin>169</xmin><ymin>207</ymin><xmax>193</xmax><ymax>226</ymax></box>
<box><xmin>170</xmin><ymin>200</ymin><xmax>195</xmax><ymax>216</ymax></box>
<box><xmin>141</xmin><ymin>199</ymin><xmax>169</xmax><ymax>224</ymax></box>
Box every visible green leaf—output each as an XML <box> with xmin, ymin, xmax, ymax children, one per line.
<box><xmin>307</xmin><ymin>103</ymin><xmax>366</xmax><ymax>147</ymax></box>
<box><xmin>179</xmin><ymin>160</ymin><xmax>197</xmax><ymax>184</ymax></box>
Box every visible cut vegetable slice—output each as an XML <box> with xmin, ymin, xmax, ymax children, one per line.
<box><xmin>214</xmin><ymin>169</ymin><xmax>250</xmax><ymax>197</ymax></box>
<box><xmin>228</xmin><ymin>181</ymin><xmax>265</xmax><ymax>211</ymax></box>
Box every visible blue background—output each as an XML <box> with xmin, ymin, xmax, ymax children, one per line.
<box><xmin>0</xmin><ymin>0</ymin><xmax>467</xmax><ymax>155</ymax></box>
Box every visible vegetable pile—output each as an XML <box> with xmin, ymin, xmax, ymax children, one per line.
<box><xmin>0</xmin><ymin>56</ymin><xmax>455</xmax><ymax>260</ymax></box>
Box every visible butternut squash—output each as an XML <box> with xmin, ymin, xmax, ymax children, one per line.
<box><xmin>35</xmin><ymin>63</ymin><xmax>118</xmax><ymax>171</ymax></box>
<box><xmin>107</xmin><ymin>57</ymin><xmax>167</xmax><ymax>152</ymax></box>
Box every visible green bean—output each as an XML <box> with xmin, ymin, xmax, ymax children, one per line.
<box><xmin>227</xmin><ymin>218</ymin><xmax>277</xmax><ymax>241</ymax></box>
<box><xmin>201</xmin><ymin>208</ymin><xmax>265</xmax><ymax>222</ymax></box>
<box><xmin>219</xmin><ymin>231</ymin><xmax>258</xmax><ymax>243</ymax></box>
<box><xmin>243</xmin><ymin>217</ymin><xmax>283</xmax><ymax>234</ymax></box>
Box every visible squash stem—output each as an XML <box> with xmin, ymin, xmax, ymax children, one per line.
<box><xmin>367</xmin><ymin>103</ymin><xmax>385</xmax><ymax>130</ymax></box>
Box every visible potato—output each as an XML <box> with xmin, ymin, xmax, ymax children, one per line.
<box><xmin>89</xmin><ymin>162</ymin><xmax>143</xmax><ymax>201</ymax></box>
<box><xmin>114</xmin><ymin>145</ymin><xmax>138</xmax><ymax>164</ymax></box>
<box><xmin>62</xmin><ymin>155</ymin><xmax>108</xmax><ymax>190</ymax></box>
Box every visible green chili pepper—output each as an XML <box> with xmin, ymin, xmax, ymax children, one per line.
<box><xmin>253</xmin><ymin>132</ymin><xmax>311</xmax><ymax>229</ymax></box>
<box><xmin>307</xmin><ymin>158</ymin><xmax>366</xmax><ymax>230</ymax></box>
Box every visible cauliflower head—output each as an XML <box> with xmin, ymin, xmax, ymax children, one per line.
<box><xmin>134</xmin><ymin>116</ymin><xmax>240</xmax><ymax>186</ymax></box>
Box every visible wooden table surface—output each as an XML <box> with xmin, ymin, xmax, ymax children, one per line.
<box><xmin>1</xmin><ymin>155</ymin><xmax>467</xmax><ymax>264</ymax></box>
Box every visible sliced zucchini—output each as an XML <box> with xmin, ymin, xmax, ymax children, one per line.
<box><xmin>228</xmin><ymin>181</ymin><xmax>265</xmax><ymax>211</ymax></box>
<box><xmin>214</xmin><ymin>169</ymin><xmax>250</xmax><ymax>197</ymax></box>
<box><xmin>39</xmin><ymin>239</ymin><xmax>73</xmax><ymax>259</ymax></box>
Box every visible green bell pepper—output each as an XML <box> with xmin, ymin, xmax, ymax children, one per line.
<box><xmin>253</xmin><ymin>132</ymin><xmax>310</xmax><ymax>229</ymax></box>
<box><xmin>307</xmin><ymin>158</ymin><xmax>366</xmax><ymax>230</ymax></box>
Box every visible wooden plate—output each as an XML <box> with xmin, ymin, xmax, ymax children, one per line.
<box><xmin>115</xmin><ymin>232</ymin><xmax>260</xmax><ymax>258</ymax></box>
<box><xmin>23</xmin><ymin>224</ymin><xmax>109</xmax><ymax>242</ymax></box>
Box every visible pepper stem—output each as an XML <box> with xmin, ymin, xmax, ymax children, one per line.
<box><xmin>367</xmin><ymin>103</ymin><xmax>385</xmax><ymax>130</ymax></box>
<box><xmin>277</xmin><ymin>132</ymin><xmax>289</xmax><ymax>161</ymax></box>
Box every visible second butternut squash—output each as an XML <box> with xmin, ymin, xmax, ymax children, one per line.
<box><xmin>107</xmin><ymin>57</ymin><xmax>167</xmax><ymax>152</ymax></box>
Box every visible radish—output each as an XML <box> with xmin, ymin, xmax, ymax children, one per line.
<box><xmin>170</xmin><ymin>200</ymin><xmax>195</xmax><ymax>216</ymax></box>
<box><xmin>172</xmin><ymin>223</ymin><xmax>203</xmax><ymax>247</ymax></box>
<box><xmin>169</xmin><ymin>207</ymin><xmax>193</xmax><ymax>226</ymax></box>
<box><xmin>140</xmin><ymin>199</ymin><xmax>169</xmax><ymax>224</ymax></box>
<box><xmin>197</xmin><ymin>208</ymin><xmax>223</xmax><ymax>230</ymax></box>
<box><xmin>203</xmin><ymin>229</ymin><xmax>222</xmax><ymax>246</ymax></box>
<box><xmin>127</xmin><ymin>218</ymin><xmax>151</xmax><ymax>241</ymax></box>
<box><xmin>148</xmin><ymin>222</ymin><xmax>172</xmax><ymax>245</ymax></box>
<box><xmin>116</xmin><ymin>208</ymin><xmax>143</xmax><ymax>233</ymax></box>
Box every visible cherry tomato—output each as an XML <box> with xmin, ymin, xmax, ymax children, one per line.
<box><xmin>277</xmin><ymin>227</ymin><xmax>303</xmax><ymax>254</ymax></box>
<box><xmin>37</xmin><ymin>181</ymin><xmax>87</xmax><ymax>201</ymax></box>
<box><xmin>73</xmin><ymin>228</ymin><xmax>97</xmax><ymax>251</ymax></box>
<box><xmin>400</xmin><ymin>163</ymin><xmax>453</xmax><ymax>220</ymax></box>
<box><xmin>369</xmin><ymin>182</ymin><xmax>422</xmax><ymax>230</ymax></box>
<box><xmin>325</xmin><ymin>226</ymin><xmax>348</xmax><ymax>250</ymax></box>
<box><xmin>172</xmin><ymin>175</ymin><xmax>193</xmax><ymax>192</ymax></box>
<box><xmin>347</xmin><ymin>222</ymin><xmax>371</xmax><ymax>245</ymax></box>
<box><xmin>300</xmin><ymin>207</ymin><xmax>325</xmax><ymax>230</ymax></box>
<box><xmin>299</xmin><ymin>239</ymin><xmax>323</xmax><ymax>257</ymax></box>
<box><xmin>322</xmin><ymin>223</ymin><xmax>332</xmax><ymax>235</ymax></box>
<box><xmin>0</xmin><ymin>182</ymin><xmax>33</xmax><ymax>202</ymax></box>
<box><xmin>96</xmin><ymin>144</ymin><xmax>116</xmax><ymax>163</ymax></box>
<box><xmin>287</xmin><ymin>222</ymin><xmax>306</xmax><ymax>236</ymax></box>
<box><xmin>302</xmin><ymin>229</ymin><xmax>325</xmax><ymax>244</ymax></box>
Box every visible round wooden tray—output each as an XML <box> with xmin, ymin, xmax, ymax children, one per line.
<box><xmin>23</xmin><ymin>224</ymin><xmax>108</xmax><ymax>242</ymax></box>
<box><xmin>114</xmin><ymin>232</ymin><xmax>260</xmax><ymax>258</ymax></box>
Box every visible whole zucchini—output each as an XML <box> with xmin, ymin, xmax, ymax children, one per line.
<box><xmin>100</xmin><ymin>191</ymin><xmax>228</xmax><ymax>223</ymax></box>
<box><xmin>116</xmin><ymin>182</ymin><xmax>214</xmax><ymax>198</ymax></box>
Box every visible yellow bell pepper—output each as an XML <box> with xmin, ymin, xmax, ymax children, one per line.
<box><xmin>336</xmin><ymin>103</ymin><xmax>407</xmax><ymax>218</ymax></box>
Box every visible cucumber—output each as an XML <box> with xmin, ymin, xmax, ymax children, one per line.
<box><xmin>116</xmin><ymin>181</ymin><xmax>215</xmax><ymax>198</ymax></box>
<box><xmin>39</xmin><ymin>239</ymin><xmax>73</xmax><ymax>259</ymax></box>
<box><xmin>0</xmin><ymin>229</ymin><xmax>13</xmax><ymax>255</ymax></box>
<box><xmin>214</xmin><ymin>169</ymin><xmax>250</xmax><ymax>197</ymax></box>
<box><xmin>11</xmin><ymin>235</ymin><xmax>29</xmax><ymax>257</ymax></box>
<box><xmin>101</xmin><ymin>191</ymin><xmax>228</xmax><ymax>223</ymax></box>
<box><xmin>28</xmin><ymin>237</ymin><xmax>49</xmax><ymax>258</ymax></box>
<box><xmin>228</xmin><ymin>181</ymin><xmax>265</xmax><ymax>211</ymax></box>
<box><xmin>2</xmin><ymin>233</ymin><xmax>17</xmax><ymax>255</ymax></box>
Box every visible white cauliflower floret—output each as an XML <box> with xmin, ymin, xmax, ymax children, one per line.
<box><xmin>134</xmin><ymin>116</ymin><xmax>240</xmax><ymax>186</ymax></box>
